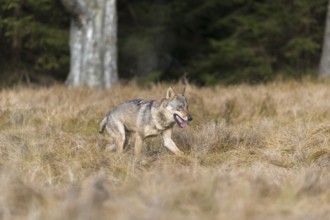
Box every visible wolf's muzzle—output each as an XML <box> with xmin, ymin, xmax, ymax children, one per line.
<box><xmin>187</xmin><ymin>114</ymin><xmax>193</xmax><ymax>121</ymax></box>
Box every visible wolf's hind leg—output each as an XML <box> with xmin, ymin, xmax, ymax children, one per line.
<box><xmin>105</xmin><ymin>120</ymin><xmax>125</xmax><ymax>154</ymax></box>
<box><xmin>104</xmin><ymin>137</ymin><xmax>116</xmax><ymax>151</ymax></box>
<box><xmin>113</xmin><ymin>123</ymin><xmax>125</xmax><ymax>154</ymax></box>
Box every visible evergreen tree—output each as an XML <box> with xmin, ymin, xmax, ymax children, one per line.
<box><xmin>0</xmin><ymin>0</ymin><xmax>328</xmax><ymax>86</ymax></box>
<box><xmin>0</xmin><ymin>0</ymin><xmax>70</xmax><ymax>83</ymax></box>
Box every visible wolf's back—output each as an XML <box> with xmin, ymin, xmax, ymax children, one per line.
<box><xmin>99</xmin><ymin>116</ymin><xmax>108</xmax><ymax>133</ymax></box>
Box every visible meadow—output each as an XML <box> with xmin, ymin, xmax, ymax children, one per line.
<box><xmin>0</xmin><ymin>81</ymin><xmax>330</xmax><ymax>219</ymax></box>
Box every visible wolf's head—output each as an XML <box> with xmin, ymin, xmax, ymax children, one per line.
<box><xmin>164</xmin><ymin>87</ymin><xmax>193</xmax><ymax>128</ymax></box>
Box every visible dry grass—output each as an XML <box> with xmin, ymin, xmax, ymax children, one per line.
<box><xmin>1</xmin><ymin>81</ymin><xmax>330</xmax><ymax>219</ymax></box>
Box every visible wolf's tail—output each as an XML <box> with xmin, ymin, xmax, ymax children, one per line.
<box><xmin>99</xmin><ymin>116</ymin><xmax>108</xmax><ymax>134</ymax></box>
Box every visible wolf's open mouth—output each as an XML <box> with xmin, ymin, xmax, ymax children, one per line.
<box><xmin>174</xmin><ymin>114</ymin><xmax>187</xmax><ymax>128</ymax></box>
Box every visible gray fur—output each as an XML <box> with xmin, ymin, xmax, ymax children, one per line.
<box><xmin>99</xmin><ymin>87</ymin><xmax>192</xmax><ymax>157</ymax></box>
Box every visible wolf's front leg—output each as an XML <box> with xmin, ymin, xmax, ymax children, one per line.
<box><xmin>162</xmin><ymin>129</ymin><xmax>184</xmax><ymax>156</ymax></box>
<box><xmin>134</xmin><ymin>133</ymin><xmax>143</xmax><ymax>157</ymax></box>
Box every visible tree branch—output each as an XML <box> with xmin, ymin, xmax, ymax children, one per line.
<box><xmin>60</xmin><ymin>0</ymin><xmax>87</xmax><ymax>26</ymax></box>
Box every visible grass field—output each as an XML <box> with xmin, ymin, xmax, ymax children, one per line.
<box><xmin>1</xmin><ymin>81</ymin><xmax>330</xmax><ymax>219</ymax></box>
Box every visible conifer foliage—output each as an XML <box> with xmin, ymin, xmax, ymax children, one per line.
<box><xmin>0</xmin><ymin>0</ymin><xmax>328</xmax><ymax>85</ymax></box>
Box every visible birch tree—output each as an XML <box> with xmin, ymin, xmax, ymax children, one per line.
<box><xmin>60</xmin><ymin>0</ymin><xmax>118</xmax><ymax>88</ymax></box>
<box><xmin>320</xmin><ymin>0</ymin><xmax>330</xmax><ymax>78</ymax></box>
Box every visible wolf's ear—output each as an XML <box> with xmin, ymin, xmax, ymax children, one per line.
<box><xmin>182</xmin><ymin>86</ymin><xmax>186</xmax><ymax>96</ymax></box>
<box><xmin>166</xmin><ymin>87</ymin><xmax>175</xmax><ymax>100</ymax></box>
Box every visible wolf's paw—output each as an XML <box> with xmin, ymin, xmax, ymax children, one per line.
<box><xmin>175</xmin><ymin>150</ymin><xmax>185</xmax><ymax>157</ymax></box>
<box><xmin>107</xmin><ymin>144</ymin><xmax>116</xmax><ymax>151</ymax></box>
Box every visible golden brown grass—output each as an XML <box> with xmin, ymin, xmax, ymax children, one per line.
<box><xmin>1</xmin><ymin>81</ymin><xmax>330</xmax><ymax>219</ymax></box>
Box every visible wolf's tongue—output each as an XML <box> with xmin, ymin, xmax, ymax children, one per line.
<box><xmin>175</xmin><ymin>115</ymin><xmax>187</xmax><ymax>128</ymax></box>
<box><xmin>179</xmin><ymin>122</ymin><xmax>187</xmax><ymax>128</ymax></box>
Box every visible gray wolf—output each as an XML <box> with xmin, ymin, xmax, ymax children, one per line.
<box><xmin>99</xmin><ymin>87</ymin><xmax>192</xmax><ymax>157</ymax></box>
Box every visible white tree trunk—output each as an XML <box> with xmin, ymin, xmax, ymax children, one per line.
<box><xmin>61</xmin><ymin>0</ymin><xmax>118</xmax><ymax>88</ymax></box>
<box><xmin>320</xmin><ymin>0</ymin><xmax>330</xmax><ymax>78</ymax></box>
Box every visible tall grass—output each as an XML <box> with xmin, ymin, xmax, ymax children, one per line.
<box><xmin>1</xmin><ymin>82</ymin><xmax>330</xmax><ymax>219</ymax></box>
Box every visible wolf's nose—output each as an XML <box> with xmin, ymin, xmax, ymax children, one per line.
<box><xmin>187</xmin><ymin>114</ymin><xmax>193</xmax><ymax>121</ymax></box>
